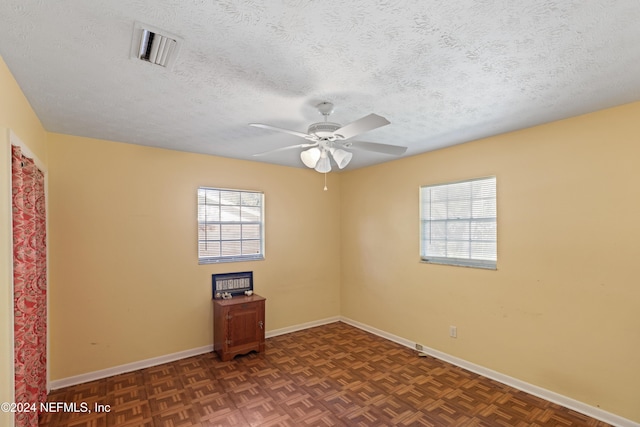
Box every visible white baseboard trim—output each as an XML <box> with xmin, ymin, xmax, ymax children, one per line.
<box><xmin>266</xmin><ymin>316</ymin><xmax>341</xmax><ymax>339</ymax></box>
<box><xmin>49</xmin><ymin>345</ymin><xmax>213</xmax><ymax>390</ymax></box>
<box><xmin>48</xmin><ymin>316</ymin><xmax>637</xmax><ymax>427</ymax></box>
<box><xmin>340</xmin><ymin>316</ymin><xmax>638</xmax><ymax>427</ymax></box>
<box><xmin>49</xmin><ymin>316</ymin><xmax>342</xmax><ymax>390</ymax></box>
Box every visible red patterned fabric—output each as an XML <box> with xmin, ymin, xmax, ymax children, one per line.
<box><xmin>12</xmin><ymin>145</ymin><xmax>47</xmax><ymax>427</ymax></box>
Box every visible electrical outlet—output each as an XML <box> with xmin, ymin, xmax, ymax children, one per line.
<box><xmin>415</xmin><ymin>343</ymin><xmax>423</xmax><ymax>351</ymax></box>
<box><xmin>449</xmin><ymin>326</ymin><xmax>457</xmax><ymax>338</ymax></box>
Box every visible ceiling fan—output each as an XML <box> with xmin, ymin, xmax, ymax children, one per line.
<box><xmin>249</xmin><ymin>102</ymin><xmax>408</xmax><ymax>173</ymax></box>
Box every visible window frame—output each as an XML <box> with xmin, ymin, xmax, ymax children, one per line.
<box><xmin>197</xmin><ymin>187</ymin><xmax>265</xmax><ymax>264</ymax></box>
<box><xmin>419</xmin><ymin>176</ymin><xmax>497</xmax><ymax>270</ymax></box>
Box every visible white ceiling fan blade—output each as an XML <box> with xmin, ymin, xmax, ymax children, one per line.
<box><xmin>347</xmin><ymin>140</ymin><xmax>408</xmax><ymax>156</ymax></box>
<box><xmin>333</xmin><ymin>113</ymin><xmax>390</xmax><ymax>140</ymax></box>
<box><xmin>253</xmin><ymin>142</ymin><xmax>317</xmax><ymax>157</ymax></box>
<box><xmin>249</xmin><ymin>123</ymin><xmax>314</xmax><ymax>140</ymax></box>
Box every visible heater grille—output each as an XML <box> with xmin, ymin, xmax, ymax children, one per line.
<box><xmin>131</xmin><ymin>22</ymin><xmax>182</xmax><ymax>69</ymax></box>
<box><xmin>138</xmin><ymin>30</ymin><xmax>176</xmax><ymax>66</ymax></box>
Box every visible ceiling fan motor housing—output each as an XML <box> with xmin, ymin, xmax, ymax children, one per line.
<box><xmin>308</xmin><ymin>122</ymin><xmax>341</xmax><ymax>138</ymax></box>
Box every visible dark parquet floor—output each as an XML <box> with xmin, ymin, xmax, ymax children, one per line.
<box><xmin>39</xmin><ymin>321</ymin><xmax>611</xmax><ymax>426</ymax></box>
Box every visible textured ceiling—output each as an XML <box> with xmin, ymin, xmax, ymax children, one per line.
<box><xmin>1</xmin><ymin>0</ymin><xmax>640</xmax><ymax>170</ymax></box>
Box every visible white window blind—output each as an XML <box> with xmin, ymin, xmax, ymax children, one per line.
<box><xmin>420</xmin><ymin>177</ymin><xmax>496</xmax><ymax>269</ymax></box>
<box><xmin>198</xmin><ymin>187</ymin><xmax>264</xmax><ymax>264</ymax></box>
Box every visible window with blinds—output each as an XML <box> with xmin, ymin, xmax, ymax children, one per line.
<box><xmin>198</xmin><ymin>187</ymin><xmax>264</xmax><ymax>264</ymax></box>
<box><xmin>420</xmin><ymin>177</ymin><xmax>496</xmax><ymax>269</ymax></box>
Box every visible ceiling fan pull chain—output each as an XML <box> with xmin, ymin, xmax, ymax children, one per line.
<box><xmin>324</xmin><ymin>172</ymin><xmax>328</xmax><ymax>191</ymax></box>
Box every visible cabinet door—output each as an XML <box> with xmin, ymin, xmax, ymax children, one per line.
<box><xmin>227</xmin><ymin>301</ymin><xmax>264</xmax><ymax>348</ymax></box>
<box><xmin>212</xmin><ymin>302</ymin><xmax>227</xmax><ymax>353</ymax></box>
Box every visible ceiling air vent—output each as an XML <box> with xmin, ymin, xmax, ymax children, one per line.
<box><xmin>130</xmin><ymin>22</ymin><xmax>182</xmax><ymax>69</ymax></box>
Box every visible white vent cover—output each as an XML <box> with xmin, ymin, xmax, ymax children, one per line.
<box><xmin>130</xmin><ymin>22</ymin><xmax>182</xmax><ymax>69</ymax></box>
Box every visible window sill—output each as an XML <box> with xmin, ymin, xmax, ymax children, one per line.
<box><xmin>199</xmin><ymin>256</ymin><xmax>265</xmax><ymax>265</ymax></box>
<box><xmin>420</xmin><ymin>258</ymin><xmax>497</xmax><ymax>270</ymax></box>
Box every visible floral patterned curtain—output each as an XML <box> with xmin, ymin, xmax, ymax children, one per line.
<box><xmin>11</xmin><ymin>145</ymin><xmax>47</xmax><ymax>427</ymax></box>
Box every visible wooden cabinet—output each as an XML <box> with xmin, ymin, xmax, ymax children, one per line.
<box><xmin>213</xmin><ymin>294</ymin><xmax>265</xmax><ymax>361</ymax></box>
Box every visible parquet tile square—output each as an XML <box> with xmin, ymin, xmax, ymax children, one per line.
<box><xmin>246</xmin><ymin>367</ymin><xmax>285</xmax><ymax>388</ymax></box>
<box><xmin>145</xmin><ymin>378</ymin><xmax>184</xmax><ymax>397</ymax></box>
<box><xmin>300</xmin><ymin>376</ymin><xmax>337</xmax><ymax>399</ymax></box>
<box><xmin>227</xmin><ymin>383</ymin><xmax>272</xmax><ymax>409</ymax></box>
<box><xmin>148</xmin><ymin>390</ymin><xmax>190</xmax><ymax>413</ymax></box>
<box><xmin>315</xmin><ymin>390</ymin><xmax>367</xmax><ymax>417</ymax></box>
<box><xmin>260</xmin><ymin>378</ymin><xmax>300</xmax><ymax>403</ymax></box>
<box><xmin>261</xmin><ymin>352</ymin><xmax>298</xmax><ymax>371</ymax></box>
<box><xmin>143</xmin><ymin>366</ymin><xmax>179</xmax><ymax>384</ymax></box>
<box><xmin>105</xmin><ymin>401</ymin><xmax>152</xmax><ymax>426</ymax></box>
<box><xmin>276</xmin><ymin>392</ymin><xmax>334</xmax><ymax>421</ymax></box>
<box><xmin>368</xmin><ymin>371</ymin><xmax>406</xmax><ymax>394</ymax></box>
<box><xmin>40</xmin><ymin>322</ymin><xmax>613</xmax><ymax>427</ymax></box>
<box><xmin>191</xmin><ymin>393</ymin><xmax>236</xmax><ymax>420</ymax></box>
<box><xmin>111</xmin><ymin>387</ymin><xmax>147</xmax><ymax>407</ymax></box>
<box><xmin>282</xmin><ymin>365</ymin><xmax>318</xmax><ymax>386</ymax></box>
<box><xmin>182</xmin><ymin>368</ymin><xmax>215</xmax><ymax>387</ymax></box>
<box><xmin>64</xmin><ymin>414</ymin><xmax>108</xmax><ymax>427</ymax></box>
<box><xmin>184</xmin><ymin>380</ymin><xmax>226</xmax><ymax>401</ymax></box>
<box><xmin>338</xmin><ymin>404</ymin><xmax>391</xmax><ymax>426</ymax></box>
<box><xmin>151</xmin><ymin>405</ymin><xmax>199</xmax><ymax>427</ymax></box>
<box><xmin>198</xmin><ymin>410</ymin><xmax>248</xmax><ymax>427</ymax></box>
<box><xmin>68</xmin><ymin>382</ymin><xmax>107</xmax><ymax>404</ymax></box>
<box><xmin>106</xmin><ymin>373</ymin><xmax>142</xmax><ymax>393</ymax></box>
<box><xmin>347</xmin><ymin>360</ymin><xmax>379</xmax><ymax>381</ymax></box>
<box><xmin>237</xmin><ymin>399</ymin><xmax>293</xmax><ymax>426</ymax></box>
<box><xmin>215</xmin><ymin>371</ymin><xmax>258</xmax><ymax>392</ymax></box>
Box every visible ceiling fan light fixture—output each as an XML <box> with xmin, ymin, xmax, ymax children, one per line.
<box><xmin>314</xmin><ymin>151</ymin><xmax>332</xmax><ymax>173</ymax></box>
<box><xmin>330</xmin><ymin>148</ymin><xmax>353</xmax><ymax>169</ymax></box>
<box><xmin>301</xmin><ymin>147</ymin><xmax>321</xmax><ymax>168</ymax></box>
<box><xmin>250</xmin><ymin>102</ymin><xmax>407</xmax><ymax>173</ymax></box>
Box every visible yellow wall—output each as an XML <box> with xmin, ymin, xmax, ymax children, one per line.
<box><xmin>0</xmin><ymin>56</ymin><xmax>49</xmax><ymax>427</ymax></box>
<box><xmin>340</xmin><ymin>102</ymin><xmax>640</xmax><ymax>422</ymax></box>
<box><xmin>47</xmin><ymin>133</ymin><xmax>342</xmax><ymax>380</ymax></box>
